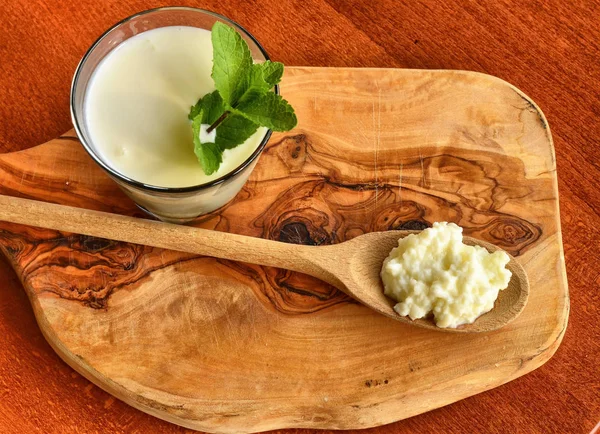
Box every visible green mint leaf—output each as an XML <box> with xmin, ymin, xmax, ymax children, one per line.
<box><xmin>192</xmin><ymin>114</ymin><xmax>222</xmax><ymax>175</ymax></box>
<box><xmin>234</xmin><ymin>65</ymin><xmax>270</xmax><ymax>107</ymax></box>
<box><xmin>234</xmin><ymin>62</ymin><xmax>283</xmax><ymax>105</ymax></box>
<box><xmin>188</xmin><ymin>101</ymin><xmax>202</xmax><ymax>120</ymax></box>
<box><xmin>259</xmin><ymin>61</ymin><xmax>284</xmax><ymax>87</ymax></box>
<box><xmin>234</xmin><ymin>92</ymin><xmax>297</xmax><ymax>131</ymax></box>
<box><xmin>236</xmin><ymin>62</ymin><xmax>282</xmax><ymax>100</ymax></box>
<box><xmin>234</xmin><ymin>89</ymin><xmax>267</xmax><ymax>114</ymax></box>
<box><xmin>188</xmin><ymin>90</ymin><xmax>226</xmax><ymax>123</ymax></box>
<box><xmin>215</xmin><ymin>114</ymin><xmax>259</xmax><ymax>150</ymax></box>
<box><xmin>211</xmin><ymin>21</ymin><xmax>253</xmax><ymax>105</ymax></box>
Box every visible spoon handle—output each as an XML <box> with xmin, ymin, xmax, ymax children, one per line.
<box><xmin>0</xmin><ymin>195</ymin><xmax>340</xmax><ymax>286</ymax></box>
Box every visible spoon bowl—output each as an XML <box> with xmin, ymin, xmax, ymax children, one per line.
<box><xmin>324</xmin><ymin>230</ymin><xmax>529</xmax><ymax>332</ymax></box>
<box><xmin>0</xmin><ymin>194</ymin><xmax>529</xmax><ymax>333</ymax></box>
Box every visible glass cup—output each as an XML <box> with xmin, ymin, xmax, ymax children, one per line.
<box><xmin>70</xmin><ymin>7</ymin><xmax>274</xmax><ymax>224</ymax></box>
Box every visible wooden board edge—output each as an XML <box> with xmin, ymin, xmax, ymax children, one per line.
<box><xmin>21</xmin><ymin>276</ymin><xmax>569</xmax><ymax>434</ymax></box>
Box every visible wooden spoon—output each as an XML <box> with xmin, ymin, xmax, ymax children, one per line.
<box><xmin>0</xmin><ymin>194</ymin><xmax>528</xmax><ymax>332</ymax></box>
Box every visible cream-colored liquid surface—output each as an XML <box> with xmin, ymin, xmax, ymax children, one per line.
<box><xmin>84</xmin><ymin>26</ymin><xmax>266</xmax><ymax>188</ymax></box>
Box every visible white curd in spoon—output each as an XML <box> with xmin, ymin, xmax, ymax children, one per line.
<box><xmin>381</xmin><ymin>222</ymin><xmax>512</xmax><ymax>328</ymax></box>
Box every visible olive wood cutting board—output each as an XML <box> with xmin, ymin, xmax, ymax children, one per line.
<box><xmin>0</xmin><ymin>67</ymin><xmax>568</xmax><ymax>433</ymax></box>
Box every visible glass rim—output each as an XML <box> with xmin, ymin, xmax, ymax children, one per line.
<box><xmin>70</xmin><ymin>6</ymin><xmax>276</xmax><ymax>194</ymax></box>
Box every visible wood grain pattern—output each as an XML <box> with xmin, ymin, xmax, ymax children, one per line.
<box><xmin>0</xmin><ymin>194</ymin><xmax>531</xmax><ymax>333</ymax></box>
<box><xmin>0</xmin><ymin>1</ymin><xmax>598</xmax><ymax>433</ymax></box>
<box><xmin>0</xmin><ymin>68</ymin><xmax>567</xmax><ymax>432</ymax></box>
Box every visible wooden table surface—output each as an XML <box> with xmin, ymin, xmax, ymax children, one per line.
<box><xmin>0</xmin><ymin>1</ymin><xmax>598</xmax><ymax>433</ymax></box>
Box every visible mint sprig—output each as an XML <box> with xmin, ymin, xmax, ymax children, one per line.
<box><xmin>191</xmin><ymin>114</ymin><xmax>222</xmax><ymax>176</ymax></box>
<box><xmin>189</xmin><ymin>22</ymin><xmax>297</xmax><ymax>175</ymax></box>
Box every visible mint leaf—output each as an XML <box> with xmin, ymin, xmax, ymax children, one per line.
<box><xmin>188</xmin><ymin>90</ymin><xmax>226</xmax><ymax>123</ymax></box>
<box><xmin>259</xmin><ymin>61</ymin><xmax>283</xmax><ymax>87</ymax></box>
<box><xmin>235</xmin><ymin>65</ymin><xmax>271</xmax><ymax>106</ymax></box>
<box><xmin>187</xmin><ymin>22</ymin><xmax>296</xmax><ymax>176</ymax></box>
<box><xmin>189</xmin><ymin>101</ymin><xmax>202</xmax><ymax>121</ymax></box>
<box><xmin>192</xmin><ymin>114</ymin><xmax>222</xmax><ymax>175</ymax></box>
<box><xmin>235</xmin><ymin>62</ymin><xmax>283</xmax><ymax>103</ymax></box>
<box><xmin>210</xmin><ymin>23</ymin><xmax>282</xmax><ymax>108</ymax></box>
<box><xmin>234</xmin><ymin>92</ymin><xmax>297</xmax><ymax>131</ymax></box>
<box><xmin>215</xmin><ymin>114</ymin><xmax>259</xmax><ymax>150</ymax></box>
<box><xmin>211</xmin><ymin>21</ymin><xmax>253</xmax><ymax>105</ymax></box>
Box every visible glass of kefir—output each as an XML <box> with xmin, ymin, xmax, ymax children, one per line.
<box><xmin>71</xmin><ymin>7</ymin><xmax>274</xmax><ymax>223</ymax></box>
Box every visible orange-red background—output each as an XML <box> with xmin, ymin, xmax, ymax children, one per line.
<box><xmin>1</xmin><ymin>1</ymin><xmax>598</xmax><ymax>433</ymax></box>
